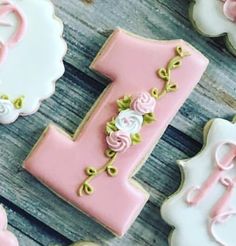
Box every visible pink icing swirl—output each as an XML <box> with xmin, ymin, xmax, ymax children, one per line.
<box><xmin>106</xmin><ymin>130</ymin><xmax>131</xmax><ymax>153</ymax></box>
<box><xmin>132</xmin><ymin>92</ymin><xmax>156</xmax><ymax>115</ymax></box>
<box><xmin>0</xmin><ymin>205</ymin><xmax>19</xmax><ymax>246</ymax></box>
<box><xmin>0</xmin><ymin>0</ymin><xmax>27</xmax><ymax>64</ymax></box>
<box><xmin>223</xmin><ymin>0</ymin><xmax>236</xmax><ymax>22</ymax></box>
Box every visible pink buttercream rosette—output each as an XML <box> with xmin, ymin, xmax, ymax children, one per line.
<box><xmin>0</xmin><ymin>205</ymin><xmax>19</xmax><ymax>246</ymax></box>
<box><xmin>223</xmin><ymin>0</ymin><xmax>236</xmax><ymax>22</ymax></box>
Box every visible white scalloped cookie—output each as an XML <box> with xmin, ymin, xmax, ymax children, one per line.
<box><xmin>190</xmin><ymin>0</ymin><xmax>236</xmax><ymax>55</ymax></box>
<box><xmin>161</xmin><ymin>117</ymin><xmax>236</xmax><ymax>246</ymax></box>
<box><xmin>0</xmin><ymin>0</ymin><xmax>66</xmax><ymax>124</ymax></box>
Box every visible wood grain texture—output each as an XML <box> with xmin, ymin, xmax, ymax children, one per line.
<box><xmin>0</xmin><ymin>0</ymin><xmax>235</xmax><ymax>245</ymax></box>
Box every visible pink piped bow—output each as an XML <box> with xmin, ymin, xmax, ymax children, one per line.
<box><xmin>223</xmin><ymin>0</ymin><xmax>236</xmax><ymax>22</ymax></box>
<box><xmin>0</xmin><ymin>205</ymin><xmax>19</xmax><ymax>246</ymax></box>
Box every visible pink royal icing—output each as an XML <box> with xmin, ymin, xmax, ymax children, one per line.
<box><xmin>0</xmin><ymin>205</ymin><xmax>19</xmax><ymax>246</ymax></box>
<box><xmin>132</xmin><ymin>92</ymin><xmax>156</xmax><ymax>115</ymax></box>
<box><xmin>0</xmin><ymin>0</ymin><xmax>27</xmax><ymax>64</ymax></box>
<box><xmin>24</xmin><ymin>29</ymin><xmax>208</xmax><ymax>236</ymax></box>
<box><xmin>186</xmin><ymin>142</ymin><xmax>236</xmax><ymax>206</ymax></box>
<box><xmin>223</xmin><ymin>0</ymin><xmax>236</xmax><ymax>22</ymax></box>
<box><xmin>106</xmin><ymin>130</ymin><xmax>131</xmax><ymax>153</ymax></box>
<box><xmin>186</xmin><ymin>141</ymin><xmax>236</xmax><ymax>246</ymax></box>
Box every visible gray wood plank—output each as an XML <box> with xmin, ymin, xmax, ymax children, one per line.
<box><xmin>0</xmin><ymin>197</ymin><xmax>71</xmax><ymax>245</ymax></box>
<box><xmin>0</xmin><ymin>0</ymin><xmax>235</xmax><ymax>245</ymax></box>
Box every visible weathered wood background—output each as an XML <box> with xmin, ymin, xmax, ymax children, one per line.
<box><xmin>0</xmin><ymin>0</ymin><xmax>235</xmax><ymax>245</ymax></box>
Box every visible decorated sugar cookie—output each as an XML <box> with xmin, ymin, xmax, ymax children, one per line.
<box><xmin>161</xmin><ymin>117</ymin><xmax>236</xmax><ymax>246</ymax></box>
<box><xmin>190</xmin><ymin>0</ymin><xmax>236</xmax><ymax>55</ymax></box>
<box><xmin>24</xmin><ymin>29</ymin><xmax>208</xmax><ymax>236</ymax></box>
<box><xmin>0</xmin><ymin>0</ymin><xmax>66</xmax><ymax>124</ymax></box>
<box><xmin>0</xmin><ymin>205</ymin><xmax>19</xmax><ymax>246</ymax></box>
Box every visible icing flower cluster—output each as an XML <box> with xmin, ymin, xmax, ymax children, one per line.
<box><xmin>223</xmin><ymin>0</ymin><xmax>236</xmax><ymax>22</ymax></box>
<box><xmin>0</xmin><ymin>205</ymin><xmax>19</xmax><ymax>246</ymax></box>
<box><xmin>0</xmin><ymin>95</ymin><xmax>24</xmax><ymax>124</ymax></box>
<box><xmin>106</xmin><ymin>92</ymin><xmax>156</xmax><ymax>153</ymax></box>
<box><xmin>78</xmin><ymin>46</ymin><xmax>190</xmax><ymax>196</ymax></box>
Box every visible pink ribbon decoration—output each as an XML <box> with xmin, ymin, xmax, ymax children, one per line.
<box><xmin>0</xmin><ymin>0</ymin><xmax>27</xmax><ymax>64</ymax></box>
<box><xmin>186</xmin><ymin>141</ymin><xmax>236</xmax><ymax>206</ymax></box>
<box><xmin>209</xmin><ymin>176</ymin><xmax>236</xmax><ymax>246</ymax></box>
<box><xmin>222</xmin><ymin>0</ymin><xmax>236</xmax><ymax>22</ymax></box>
<box><xmin>185</xmin><ymin>141</ymin><xmax>236</xmax><ymax>246</ymax></box>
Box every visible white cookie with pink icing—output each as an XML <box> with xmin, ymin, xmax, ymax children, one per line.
<box><xmin>0</xmin><ymin>205</ymin><xmax>19</xmax><ymax>246</ymax></box>
<box><xmin>0</xmin><ymin>0</ymin><xmax>66</xmax><ymax>124</ymax></box>
<box><xmin>190</xmin><ymin>0</ymin><xmax>236</xmax><ymax>55</ymax></box>
<box><xmin>161</xmin><ymin>116</ymin><xmax>236</xmax><ymax>246</ymax></box>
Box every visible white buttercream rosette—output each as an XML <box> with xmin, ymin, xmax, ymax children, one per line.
<box><xmin>191</xmin><ymin>0</ymin><xmax>236</xmax><ymax>54</ymax></box>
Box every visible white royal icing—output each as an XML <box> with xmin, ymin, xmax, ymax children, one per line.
<box><xmin>0</xmin><ymin>98</ymin><xmax>19</xmax><ymax>124</ymax></box>
<box><xmin>161</xmin><ymin>118</ymin><xmax>236</xmax><ymax>246</ymax></box>
<box><xmin>0</xmin><ymin>0</ymin><xmax>66</xmax><ymax>124</ymax></box>
<box><xmin>191</xmin><ymin>0</ymin><xmax>236</xmax><ymax>53</ymax></box>
<box><xmin>115</xmin><ymin>109</ymin><xmax>143</xmax><ymax>134</ymax></box>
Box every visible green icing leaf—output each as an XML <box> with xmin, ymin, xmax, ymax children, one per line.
<box><xmin>106</xmin><ymin>166</ymin><xmax>118</xmax><ymax>177</ymax></box>
<box><xmin>151</xmin><ymin>88</ymin><xmax>159</xmax><ymax>99</ymax></box>
<box><xmin>85</xmin><ymin>167</ymin><xmax>97</xmax><ymax>176</ymax></box>
<box><xmin>105</xmin><ymin>149</ymin><xmax>116</xmax><ymax>158</ymax></box>
<box><xmin>105</xmin><ymin>118</ymin><xmax>118</xmax><ymax>135</ymax></box>
<box><xmin>117</xmin><ymin>95</ymin><xmax>132</xmax><ymax>112</ymax></box>
<box><xmin>131</xmin><ymin>133</ymin><xmax>142</xmax><ymax>145</ymax></box>
<box><xmin>143</xmin><ymin>113</ymin><xmax>156</xmax><ymax>124</ymax></box>
<box><xmin>83</xmin><ymin>183</ymin><xmax>94</xmax><ymax>195</ymax></box>
<box><xmin>166</xmin><ymin>83</ymin><xmax>178</xmax><ymax>92</ymax></box>
<box><xmin>13</xmin><ymin>96</ymin><xmax>24</xmax><ymax>109</ymax></box>
<box><xmin>158</xmin><ymin>68</ymin><xmax>168</xmax><ymax>81</ymax></box>
<box><xmin>167</xmin><ymin>56</ymin><xmax>182</xmax><ymax>71</ymax></box>
<box><xmin>0</xmin><ymin>95</ymin><xmax>9</xmax><ymax>100</ymax></box>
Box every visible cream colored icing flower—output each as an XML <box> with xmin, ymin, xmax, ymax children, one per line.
<box><xmin>191</xmin><ymin>0</ymin><xmax>236</xmax><ymax>54</ymax></box>
<box><xmin>0</xmin><ymin>99</ymin><xmax>19</xmax><ymax>124</ymax></box>
<box><xmin>115</xmin><ymin>109</ymin><xmax>143</xmax><ymax>134</ymax></box>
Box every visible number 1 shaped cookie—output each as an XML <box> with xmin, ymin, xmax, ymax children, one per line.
<box><xmin>24</xmin><ymin>29</ymin><xmax>208</xmax><ymax>236</ymax></box>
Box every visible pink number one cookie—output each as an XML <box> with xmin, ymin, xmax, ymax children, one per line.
<box><xmin>24</xmin><ymin>29</ymin><xmax>209</xmax><ymax>236</ymax></box>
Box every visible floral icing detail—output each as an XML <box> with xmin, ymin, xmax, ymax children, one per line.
<box><xmin>223</xmin><ymin>0</ymin><xmax>236</xmax><ymax>22</ymax></box>
<box><xmin>115</xmin><ymin>109</ymin><xmax>143</xmax><ymax>134</ymax></box>
<box><xmin>106</xmin><ymin>130</ymin><xmax>132</xmax><ymax>153</ymax></box>
<box><xmin>132</xmin><ymin>92</ymin><xmax>156</xmax><ymax>115</ymax></box>
<box><xmin>0</xmin><ymin>95</ymin><xmax>24</xmax><ymax>124</ymax></box>
<box><xmin>78</xmin><ymin>46</ymin><xmax>190</xmax><ymax>196</ymax></box>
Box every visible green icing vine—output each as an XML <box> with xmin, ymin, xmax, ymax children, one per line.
<box><xmin>78</xmin><ymin>46</ymin><xmax>190</xmax><ymax>196</ymax></box>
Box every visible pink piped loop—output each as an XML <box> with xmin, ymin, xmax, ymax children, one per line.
<box><xmin>215</xmin><ymin>141</ymin><xmax>236</xmax><ymax>171</ymax></box>
<box><xmin>0</xmin><ymin>0</ymin><xmax>27</xmax><ymax>64</ymax></box>
<box><xmin>210</xmin><ymin>210</ymin><xmax>236</xmax><ymax>246</ymax></box>
<box><xmin>220</xmin><ymin>177</ymin><xmax>234</xmax><ymax>187</ymax></box>
<box><xmin>185</xmin><ymin>186</ymin><xmax>201</xmax><ymax>205</ymax></box>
